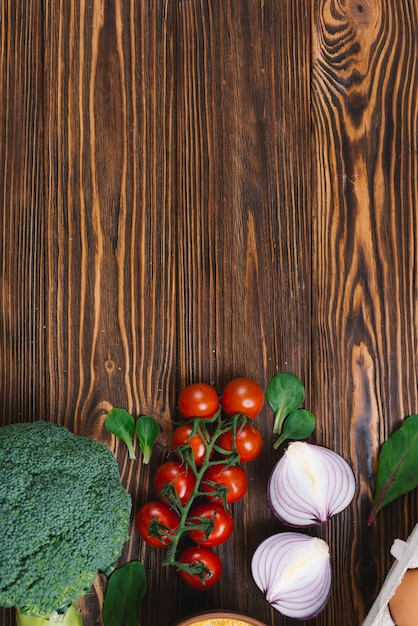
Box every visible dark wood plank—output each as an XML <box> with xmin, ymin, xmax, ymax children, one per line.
<box><xmin>40</xmin><ymin>0</ymin><xmax>178</xmax><ymax>434</ymax></box>
<box><xmin>170</xmin><ymin>2</ymin><xmax>311</xmax><ymax>624</ymax></box>
<box><xmin>312</xmin><ymin>0</ymin><xmax>418</xmax><ymax>623</ymax></box>
<box><xmin>0</xmin><ymin>1</ymin><xmax>44</xmax><ymax>424</ymax></box>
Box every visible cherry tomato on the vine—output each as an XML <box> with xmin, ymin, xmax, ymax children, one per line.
<box><xmin>153</xmin><ymin>461</ymin><xmax>196</xmax><ymax>505</ymax></box>
<box><xmin>135</xmin><ymin>501</ymin><xmax>179</xmax><ymax>548</ymax></box>
<box><xmin>221</xmin><ymin>377</ymin><xmax>264</xmax><ymax>419</ymax></box>
<box><xmin>171</xmin><ymin>423</ymin><xmax>211</xmax><ymax>465</ymax></box>
<box><xmin>187</xmin><ymin>502</ymin><xmax>234</xmax><ymax>546</ymax></box>
<box><xmin>217</xmin><ymin>423</ymin><xmax>263</xmax><ymax>462</ymax></box>
<box><xmin>178</xmin><ymin>546</ymin><xmax>222</xmax><ymax>590</ymax></box>
<box><xmin>201</xmin><ymin>463</ymin><xmax>248</xmax><ymax>503</ymax></box>
<box><xmin>178</xmin><ymin>382</ymin><xmax>220</xmax><ymax>419</ymax></box>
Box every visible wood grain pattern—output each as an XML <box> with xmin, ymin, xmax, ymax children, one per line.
<box><xmin>173</xmin><ymin>3</ymin><xmax>311</xmax><ymax>623</ymax></box>
<box><xmin>0</xmin><ymin>1</ymin><xmax>44</xmax><ymax>424</ymax></box>
<box><xmin>1</xmin><ymin>0</ymin><xmax>417</xmax><ymax>625</ymax></box>
<box><xmin>312</xmin><ymin>1</ymin><xmax>418</xmax><ymax>622</ymax></box>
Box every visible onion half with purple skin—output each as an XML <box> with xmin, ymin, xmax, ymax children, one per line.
<box><xmin>268</xmin><ymin>441</ymin><xmax>356</xmax><ymax>527</ymax></box>
<box><xmin>251</xmin><ymin>532</ymin><xmax>332</xmax><ymax>619</ymax></box>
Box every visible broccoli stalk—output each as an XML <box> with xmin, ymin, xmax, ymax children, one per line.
<box><xmin>0</xmin><ymin>421</ymin><xmax>132</xmax><ymax>625</ymax></box>
<box><xmin>16</xmin><ymin>603</ymin><xmax>82</xmax><ymax>626</ymax></box>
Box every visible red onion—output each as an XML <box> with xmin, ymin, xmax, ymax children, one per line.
<box><xmin>251</xmin><ymin>532</ymin><xmax>332</xmax><ymax>619</ymax></box>
<box><xmin>268</xmin><ymin>441</ymin><xmax>355</xmax><ymax>526</ymax></box>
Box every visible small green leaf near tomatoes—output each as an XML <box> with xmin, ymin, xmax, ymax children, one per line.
<box><xmin>178</xmin><ymin>382</ymin><xmax>220</xmax><ymax>419</ymax></box>
<box><xmin>202</xmin><ymin>463</ymin><xmax>248</xmax><ymax>503</ymax></box>
<box><xmin>178</xmin><ymin>546</ymin><xmax>222</xmax><ymax>590</ymax></box>
<box><xmin>135</xmin><ymin>501</ymin><xmax>180</xmax><ymax>547</ymax></box>
<box><xmin>217</xmin><ymin>423</ymin><xmax>263</xmax><ymax>462</ymax></box>
<box><xmin>272</xmin><ymin>408</ymin><xmax>316</xmax><ymax>449</ymax></box>
<box><xmin>221</xmin><ymin>377</ymin><xmax>264</xmax><ymax>419</ymax></box>
<box><xmin>104</xmin><ymin>408</ymin><xmax>136</xmax><ymax>460</ymax></box>
<box><xmin>153</xmin><ymin>461</ymin><xmax>196</xmax><ymax>506</ymax></box>
<box><xmin>136</xmin><ymin>415</ymin><xmax>159</xmax><ymax>464</ymax></box>
<box><xmin>267</xmin><ymin>372</ymin><xmax>305</xmax><ymax>435</ymax></box>
<box><xmin>187</xmin><ymin>502</ymin><xmax>234</xmax><ymax>546</ymax></box>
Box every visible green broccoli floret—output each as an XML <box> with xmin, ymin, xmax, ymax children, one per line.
<box><xmin>0</xmin><ymin>421</ymin><xmax>131</xmax><ymax>626</ymax></box>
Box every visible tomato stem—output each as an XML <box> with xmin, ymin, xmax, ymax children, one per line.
<box><xmin>162</xmin><ymin>413</ymin><xmax>239</xmax><ymax>572</ymax></box>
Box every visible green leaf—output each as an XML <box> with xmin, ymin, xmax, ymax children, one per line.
<box><xmin>273</xmin><ymin>409</ymin><xmax>316</xmax><ymax>449</ymax></box>
<box><xmin>105</xmin><ymin>408</ymin><xmax>136</xmax><ymax>460</ymax></box>
<box><xmin>103</xmin><ymin>561</ymin><xmax>147</xmax><ymax>626</ymax></box>
<box><xmin>136</xmin><ymin>415</ymin><xmax>160</xmax><ymax>464</ymax></box>
<box><xmin>267</xmin><ymin>373</ymin><xmax>306</xmax><ymax>434</ymax></box>
<box><xmin>368</xmin><ymin>415</ymin><xmax>418</xmax><ymax>525</ymax></box>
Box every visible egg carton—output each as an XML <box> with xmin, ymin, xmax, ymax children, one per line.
<box><xmin>362</xmin><ymin>524</ymin><xmax>418</xmax><ymax>625</ymax></box>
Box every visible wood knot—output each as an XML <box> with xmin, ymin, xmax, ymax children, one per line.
<box><xmin>105</xmin><ymin>359</ymin><xmax>116</xmax><ymax>372</ymax></box>
<box><xmin>348</xmin><ymin>0</ymin><xmax>373</xmax><ymax>26</ymax></box>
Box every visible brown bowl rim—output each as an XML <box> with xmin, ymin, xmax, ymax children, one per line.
<box><xmin>175</xmin><ymin>610</ymin><xmax>268</xmax><ymax>626</ymax></box>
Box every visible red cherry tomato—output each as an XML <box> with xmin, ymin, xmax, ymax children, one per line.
<box><xmin>178</xmin><ymin>383</ymin><xmax>220</xmax><ymax>419</ymax></box>
<box><xmin>217</xmin><ymin>423</ymin><xmax>263</xmax><ymax>462</ymax></box>
<box><xmin>135</xmin><ymin>501</ymin><xmax>179</xmax><ymax>548</ymax></box>
<box><xmin>178</xmin><ymin>546</ymin><xmax>222</xmax><ymax>589</ymax></box>
<box><xmin>187</xmin><ymin>502</ymin><xmax>234</xmax><ymax>546</ymax></box>
<box><xmin>153</xmin><ymin>461</ymin><xmax>195</xmax><ymax>505</ymax></box>
<box><xmin>171</xmin><ymin>423</ymin><xmax>211</xmax><ymax>465</ymax></box>
<box><xmin>221</xmin><ymin>377</ymin><xmax>264</xmax><ymax>419</ymax></box>
<box><xmin>201</xmin><ymin>463</ymin><xmax>248</xmax><ymax>503</ymax></box>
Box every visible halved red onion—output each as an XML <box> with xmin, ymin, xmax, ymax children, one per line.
<box><xmin>251</xmin><ymin>532</ymin><xmax>332</xmax><ymax>619</ymax></box>
<box><xmin>268</xmin><ymin>441</ymin><xmax>356</xmax><ymax>526</ymax></box>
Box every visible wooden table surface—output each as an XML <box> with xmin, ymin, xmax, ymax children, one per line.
<box><xmin>1</xmin><ymin>1</ymin><xmax>417</xmax><ymax>625</ymax></box>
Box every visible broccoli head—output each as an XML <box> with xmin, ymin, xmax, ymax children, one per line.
<box><xmin>0</xmin><ymin>421</ymin><xmax>131</xmax><ymax>620</ymax></box>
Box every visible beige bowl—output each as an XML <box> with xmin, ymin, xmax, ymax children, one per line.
<box><xmin>175</xmin><ymin>611</ymin><xmax>267</xmax><ymax>626</ymax></box>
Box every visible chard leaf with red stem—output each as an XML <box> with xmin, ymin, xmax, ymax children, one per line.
<box><xmin>368</xmin><ymin>414</ymin><xmax>418</xmax><ymax>525</ymax></box>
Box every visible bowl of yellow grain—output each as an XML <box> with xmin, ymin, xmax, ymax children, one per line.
<box><xmin>175</xmin><ymin>611</ymin><xmax>267</xmax><ymax>626</ymax></box>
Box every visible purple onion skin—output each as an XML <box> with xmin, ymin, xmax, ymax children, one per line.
<box><xmin>267</xmin><ymin>474</ymin><xmax>324</xmax><ymax>527</ymax></box>
<box><xmin>251</xmin><ymin>532</ymin><xmax>332</xmax><ymax>620</ymax></box>
<box><xmin>267</xmin><ymin>474</ymin><xmax>322</xmax><ymax>527</ymax></box>
<box><xmin>267</xmin><ymin>442</ymin><xmax>356</xmax><ymax>527</ymax></box>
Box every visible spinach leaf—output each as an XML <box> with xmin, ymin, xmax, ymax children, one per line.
<box><xmin>273</xmin><ymin>409</ymin><xmax>316</xmax><ymax>449</ymax></box>
<box><xmin>267</xmin><ymin>373</ymin><xmax>306</xmax><ymax>434</ymax></box>
<box><xmin>103</xmin><ymin>561</ymin><xmax>147</xmax><ymax>626</ymax></box>
<box><xmin>368</xmin><ymin>414</ymin><xmax>418</xmax><ymax>525</ymax></box>
<box><xmin>136</xmin><ymin>415</ymin><xmax>159</xmax><ymax>463</ymax></box>
<box><xmin>105</xmin><ymin>408</ymin><xmax>136</xmax><ymax>460</ymax></box>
